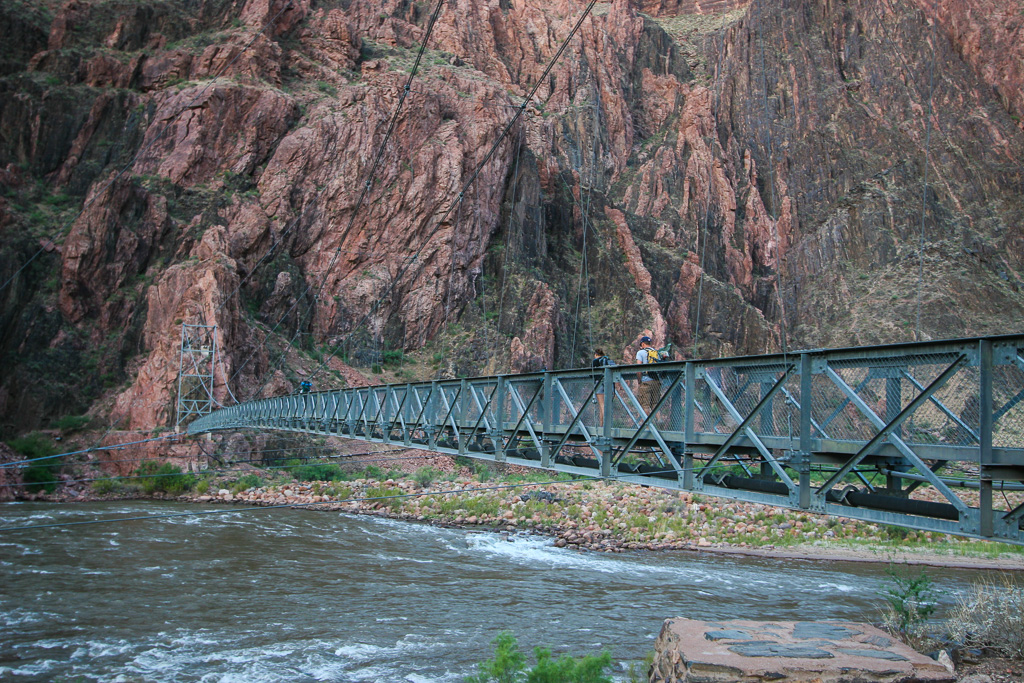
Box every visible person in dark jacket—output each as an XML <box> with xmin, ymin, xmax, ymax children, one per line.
<box><xmin>592</xmin><ymin>348</ymin><xmax>612</xmax><ymax>426</ymax></box>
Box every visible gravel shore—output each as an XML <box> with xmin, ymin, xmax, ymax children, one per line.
<box><xmin>188</xmin><ymin>473</ymin><xmax>1024</xmax><ymax>571</ymax></box>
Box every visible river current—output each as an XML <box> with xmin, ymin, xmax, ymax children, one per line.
<box><xmin>0</xmin><ymin>501</ymin><xmax>993</xmax><ymax>682</ymax></box>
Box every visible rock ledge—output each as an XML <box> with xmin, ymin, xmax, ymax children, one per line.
<box><xmin>651</xmin><ymin>618</ymin><xmax>953</xmax><ymax>683</ymax></box>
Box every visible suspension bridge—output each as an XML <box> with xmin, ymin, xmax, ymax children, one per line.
<box><xmin>188</xmin><ymin>334</ymin><xmax>1024</xmax><ymax>545</ymax></box>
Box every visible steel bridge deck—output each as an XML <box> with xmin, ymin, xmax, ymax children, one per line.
<box><xmin>189</xmin><ymin>334</ymin><xmax>1024</xmax><ymax>544</ymax></box>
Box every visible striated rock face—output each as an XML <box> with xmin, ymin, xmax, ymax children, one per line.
<box><xmin>1</xmin><ymin>0</ymin><xmax>1023</xmax><ymax>436</ymax></box>
<box><xmin>910</xmin><ymin>0</ymin><xmax>1024</xmax><ymax>129</ymax></box>
<box><xmin>510</xmin><ymin>282</ymin><xmax>560</xmax><ymax>373</ymax></box>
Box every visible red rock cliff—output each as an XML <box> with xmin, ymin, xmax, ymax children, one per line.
<box><xmin>0</xmin><ymin>0</ymin><xmax>1022</xmax><ymax>435</ymax></box>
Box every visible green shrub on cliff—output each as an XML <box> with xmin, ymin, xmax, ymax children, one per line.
<box><xmin>133</xmin><ymin>461</ymin><xmax>196</xmax><ymax>496</ymax></box>
<box><xmin>7</xmin><ymin>433</ymin><xmax>60</xmax><ymax>493</ymax></box>
<box><xmin>50</xmin><ymin>414</ymin><xmax>92</xmax><ymax>433</ymax></box>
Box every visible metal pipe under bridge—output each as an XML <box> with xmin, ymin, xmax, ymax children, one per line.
<box><xmin>189</xmin><ymin>335</ymin><xmax>1024</xmax><ymax>545</ymax></box>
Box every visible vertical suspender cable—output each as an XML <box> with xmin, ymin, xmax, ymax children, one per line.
<box><xmin>756</xmin><ymin>0</ymin><xmax>789</xmax><ymax>359</ymax></box>
<box><xmin>916</xmin><ymin>24</ymin><xmax>935</xmax><ymax>342</ymax></box>
<box><xmin>693</xmin><ymin>33</ymin><xmax>726</xmax><ymax>359</ymax></box>
<box><xmin>437</xmin><ymin>196</ymin><xmax>464</xmax><ymax>379</ymax></box>
<box><xmin>496</xmin><ymin>129</ymin><xmax>524</xmax><ymax>369</ymax></box>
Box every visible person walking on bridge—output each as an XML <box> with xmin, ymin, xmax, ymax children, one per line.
<box><xmin>592</xmin><ymin>348</ymin><xmax>612</xmax><ymax>426</ymax></box>
<box><xmin>635</xmin><ymin>336</ymin><xmax>660</xmax><ymax>419</ymax></box>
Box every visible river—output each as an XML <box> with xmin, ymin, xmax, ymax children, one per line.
<box><xmin>0</xmin><ymin>500</ymin><xmax>994</xmax><ymax>682</ymax></box>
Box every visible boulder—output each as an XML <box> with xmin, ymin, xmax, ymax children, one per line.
<box><xmin>650</xmin><ymin>619</ymin><xmax>953</xmax><ymax>683</ymax></box>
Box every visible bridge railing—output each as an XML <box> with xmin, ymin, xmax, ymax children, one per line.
<box><xmin>189</xmin><ymin>334</ymin><xmax>1024</xmax><ymax>543</ymax></box>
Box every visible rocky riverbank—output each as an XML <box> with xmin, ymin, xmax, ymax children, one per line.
<box><xmin>186</xmin><ymin>471</ymin><xmax>1024</xmax><ymax>571</ymax></box>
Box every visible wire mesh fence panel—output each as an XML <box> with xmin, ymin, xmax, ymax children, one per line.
<box><xmin>815</xmin><ymin>363</ymin><xmax>882</xmax><ymax>442</ymax></box>
<box><xmin>656</xmin><ymin>376</ymin><xmax>685</xmax><ymax>433</ymax></box>
<box><xmin>552</xmin><ymin>374</ymin><xmax>598</xmax><ymax>432</ymax></box>
<box><xmin>467</xmin><ymin>381</ymin><xmax>498</xmax><ymax>430</ymax></box>
<box><xmin>611</xmin><ymin>372</ymin><xmax>645</xmax><ymax>431</ymax></box>
<box><xmin>899</xmin><ymin>357</ymin><xmax>975</xmax><ymax>448</ymax></box>
<box><xmin>695</xmin><ymin>365</ymin><xmax>729</xmax><ymax>435</ymax></box>
<box><xmin>769</xmin><ymin>373</ymin><xmax>802</xmax><ymax>442</ymax></box>
<box><xmin>437</xmin><ymin>384</ymin><xmax>460</xmax><ymax>429</ymax></box>
<box><xmin>408</xmin><ymin>386</ymin><xmax>428</xmax><ymax>431</ymax></box>
<box><xmin>994</xmin><ymin>360</ymin><xmax>1024</xmax><ymax>449</ymax></box>
<box><xmin>705</xmin><ymin>365</ymin><xmax>790</xmax><ymax>438</ymax></box>
<box><xmin>506</xmin><ymin>377</ymin><xmax>543</xmax><ymax>426</ymax></box>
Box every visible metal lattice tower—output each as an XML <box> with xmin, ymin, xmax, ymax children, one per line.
<box><xmin>176</xmin><ymin>324</ymin><xmax>218</xmax><ymax>427</ymax></box>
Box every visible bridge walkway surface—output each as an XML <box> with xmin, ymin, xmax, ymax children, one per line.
<box><xmin>189</xmin><ymin>335</ymin><xmax>1024</xmax><ymax>544</ymax></box>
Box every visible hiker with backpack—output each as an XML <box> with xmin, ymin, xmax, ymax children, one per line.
<box><xmin>635</xmin><ymin>336</ymin><xmax>661</xmax><ymax>418</ymax></box>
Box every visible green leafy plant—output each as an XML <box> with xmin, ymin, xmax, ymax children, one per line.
<box><xmin>413</xmin><ymin>466</ymin><xmax>440</xmax><ymax>488</ymax></box>
<box><xmin>466</xmin><ymin>631</ymin><xmax>525</xmax><ymax>683</ymax></box>
<box><xmin>91</xmin><ymin>477</ymin><xmax>130</xmax><ymax>495</ymax></box>
<box><xmin>465</xmin><ymin>632</ymin><xmax>612</xmax><ymax>683</ymax></box>
<box><xmin>50</xmin><ymin>414</ymin><xmax>92</xmax><ymax>432</ymax></box>
<box><xmin>881</xmin><ymin>564</ymin><xmax>936</xmax><ymax>648</ymax></box>
<box><xmin>8</xmin><ymin>434</ymin><xmax>60</xmax><ymax>493</ymax></box>
<box><xmin>231</xmin><ymin>473</ymin><xmax>264</xmax><ymax>492</ymax></box>
<box><xmin>133</xmin><ymin>461</ymin><xmax>196</xmax><ymax>496</ymax></box>
<box><xmin>626</xmin><ymin>651</ymin><xmax>655</xmax><ymax>682</ymax></box>
<box><xmin>366</xmin><ymin>485</ymin><xmax>404</xmax><ymax>510</ymax></box>
<box><xmin>291</xmin><ymin>462</ymin><xmax>345</xmax><ymax>482</ymax></box>
<box><xmin>362</xmin><ymin>465</ymin><xmax>385</xmax><ymax>480</ymax></box>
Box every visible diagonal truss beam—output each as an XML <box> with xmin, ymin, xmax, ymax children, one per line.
<box><xmin>549</xmin><ymin>378</ymin><xmax>602</xmax><ymax>463</ymax></box>
<box><xmin>612</xmin><ymin>373</ymin><xmax>684</xmax><ymax>473</ymax></box>
<box><xmin>504</xmin><ymin>381</ymin><xmax>545</xmax><ymax>456</ymax></box>
<box><xmin>900</xmin><ymin>369</ymin><xmax>979</xmax><ymax>444</ymax></box>
<box><xmin>697</xmin><ymin>365</ymin><xmax>795</xmax><ymax>485</ymax></box>
<box><xmin>819</xmin><ymin>357</ymin><xmax>968</xmax><ymax>511</ymax></box>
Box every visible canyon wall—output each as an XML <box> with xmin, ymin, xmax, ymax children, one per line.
<box><xmin>1</xmin><ymin>0</ymin><xmax>1022</xmax><ymax>436</ymax></box>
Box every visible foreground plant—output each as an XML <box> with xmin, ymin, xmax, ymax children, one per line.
<box><xmin>465</xmin><ymin>631</ymin><xmax>612</xmax><ymax>683</ymax></box>
<box><xmin>946</xmin><ymin>574</ymin><xmax>1024</xmax><ymax>659</ymax></box>
<box><xmin>880</xmin><ymin>564</ymin><xmax>936</xmax><ymax>651</ymax></box>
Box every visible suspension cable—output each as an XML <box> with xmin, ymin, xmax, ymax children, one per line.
<box><xmin>0</xmin><ymin>433</ymin><xmax>183</xmax><ymax>468</ymax></box>
<box><xmin>300</xmin><ymin>1</ymin><xmax>599</xmax><ymax>388</ymax></box>
<box><xmin>229</xmin><ymin>0</ymin><xmax>448</xmax><ymax>400</ymax></box>
<box><xmin>436</xmin><ymin>196</ymin><xmax>464</xmax><ymax>379</ymax></box>
<box><xmin>495</xmin><ymin>128</ymin><xmax>525</xmax><ymax>367</ymax></box>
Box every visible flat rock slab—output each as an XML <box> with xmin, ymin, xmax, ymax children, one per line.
<box><xmin>650</xmin><ymin>618</ymin><xmax>953</xmax><ymax>682</ymax></box>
